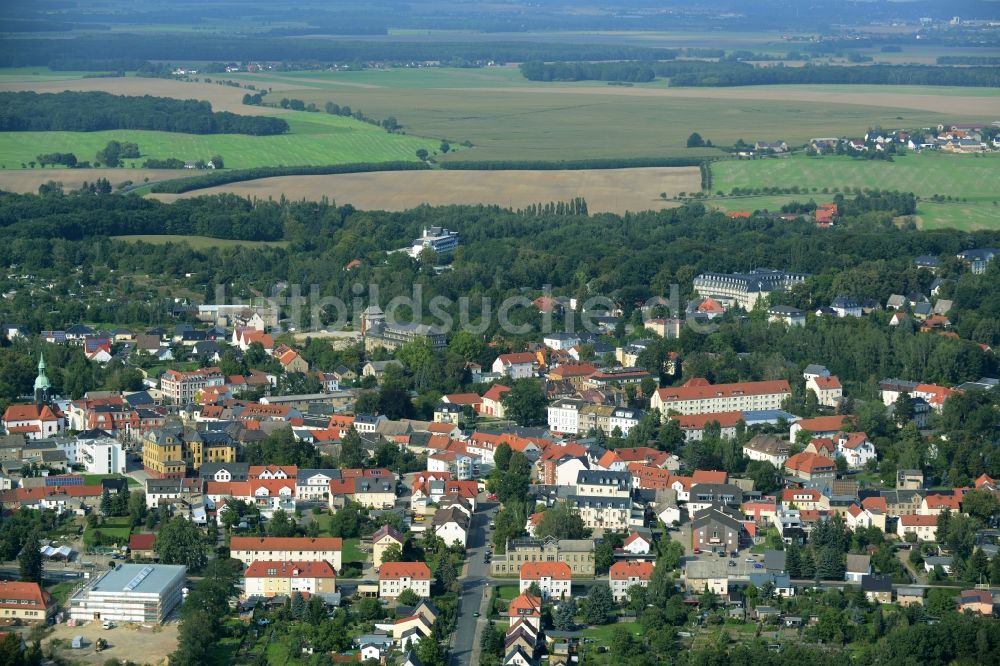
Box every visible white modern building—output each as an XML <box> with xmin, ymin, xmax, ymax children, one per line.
<box><xmin>547</xmin><ymin>398</ymin><xmax>587</xmax><ymax>435</ymax></box>
<box><xmin>75</xmin><ymin>430</ymin><xmax>126</xmax><ymax>474</ymax></box>
<box><xmin>68</xmin><ymin>564</ymin><xmax>186</xmax><ymax>623</ymax></box>
<box><xmin>410</xmin><ymin>226</ymin><xmax>459</xmax><ymax>257</ymax></box>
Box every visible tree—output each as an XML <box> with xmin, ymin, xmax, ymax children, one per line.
<box><xmin>415</xmin><ymin>636</ymin><xmax>445</xmax><ymax>666</ymax></box>
<box><xmin>800</xmin><ymin>548</ymin><xmax>816</xmax><ymax>579</ymax></box>
<box><xmin>210</xmin><ymin>155</ymin><xmax>224</xmax><ymax>169</ymax></box>
<box><xmin>553</xmin><ymin>598</ymin><xmax>576</xmax><ymax>631</ymax></box>
<box><xmin>267</xmin><ymin>509</ymin><xmax>297</xmax><ymax>537</ymax></box>
<box><xmin>328</xmin><ymin>502</ymin><xmax>366</xmax><ymax>538</ymax></box>
<box><xmin>817</xmin><ymin>546</ymin><xmax>844</xmax><ymax>580</ymax></box>
<box><xmin>381</xmin><ymin>543</ymin><xmax>403</xmax><ymax>564</ymax></box>
<box><xmin>493</xmin><ymin>443</ymin><xmax>512</xmax><ymax>473</ymax></box>
<box><xmin>416</xmin><ymin>148</ymin><xmax>429</xmax><ymax>161</ymax></box>
<box><xmin>501</xmin><ymin>379</ymin><xmax>547</xmax><ymax>425</ymax></box>
<box><xmin>894</xmin><ymin>391</ymin><xmax>915</xmax><ymax>426</ymax></box>
<box><xmin>397</xmin><ymin>588</ymin><xmax>420</xmax><ymax>607</ymax></box>
<box><xmin>439</xmin><ymin>141</ymin><xmax>450</xmax><ymax>154</ymax></box>
<box><xmin>157</xmin><ymin>516</ymin><xmax>208</xmax><ymax>572</ymax></box>
<box><xmin>594</xmin><ymin>541</ymin><xmax>614</xmax><ymax>572</ymax></box>
<box><xmin>585</xmin><ymin>584</ymin><xmax>615</xmax><ymax>625</ymax></box>
<box><xmin>18</xmin><ymin>530</ymin><xmax>42</xmax><ymax>584</ymax></box>
<box><xmin>962</xmin><ymin>489</ymin><xmax>999</xmax><ymax>523</ymax></box>
<box><xmin>100</xmin><ymin>488</ymin><xmax>113</xmax><ymax>516</ymax></box>
<box><xmin>171</xmin><ymin>609</ymin><xmax>215</xmax><ymax>666</ymax></box>
<box><xmin>687</xmin><ymin>132</ymin><xmax>705</xmax><ymax>148</ymax></box>
<box><xmin>535</xmin><ymin>503</ymin><xmax>589</xmax><ymax>540</ymax></box>
<box><xmin>339</xmin><ymin>428</ymin><xmax>367</xmax><ymax>469</ymax></box>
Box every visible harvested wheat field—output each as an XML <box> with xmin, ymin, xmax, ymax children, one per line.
<box><xmin>150</xmin><ymin>167</ymin><xmax>702</xmax><ymax>214</ymax></box>
<box><xmin>0</xmin><ymin>168</ymin><xmax>179</xmax><ymax>193</ymax></box>
<box><xmin>0</xmin><ymin>77</ymin><xmax>285</xmax><ymax>116</ymax></box>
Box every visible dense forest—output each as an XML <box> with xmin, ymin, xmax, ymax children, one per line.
<box><xmin>0</xmin><ymin>91</ymin><xmax>289</xmax><ymax>135</ymax></box>
<box><xmin>519</xmin><ymin>60</ymin><xmax>1000</xmax><ymax>87</ymax></box>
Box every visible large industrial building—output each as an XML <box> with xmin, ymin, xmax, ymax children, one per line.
<box><xmin>68</xmin><ymin>564</ymin><xmax>186</xmax><ymax>623</ymax></box>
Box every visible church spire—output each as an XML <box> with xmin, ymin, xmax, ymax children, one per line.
<box><xmin>34</xmin><ymin>353</ymin><xmax>51</xmax><ymax>402</ymax></box>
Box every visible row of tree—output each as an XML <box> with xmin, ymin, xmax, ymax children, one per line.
<box><xmin>0</xmin><ymin>91</ymin><xmax>289</xmax><ymax>135</ymax></box>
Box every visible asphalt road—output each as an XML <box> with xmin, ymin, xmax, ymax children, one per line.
<box><xmin>449</xmin><ymin>500</ymin><xmax>495</xmax><ymax>666</ymax></box>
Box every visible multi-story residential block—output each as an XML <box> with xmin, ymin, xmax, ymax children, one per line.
<box><xmin>296</xmin><ymin>469</ymin><xmax>340</xmax><ymax>501</ymax></box>
<box><xmin>575</xmin><ymin>470</ymin><xmax>631</xmax><ymax>497</ymax></box>
<box><xmin>492</xmin><ymin>352</ymin><xmax>537</xmax><ymax>379</ymax></box>
<box><xmin>651</xmin><ymin>379</ymin><xmax>791</xmax><ymax>416</ymax></box>
<box><xmin>519</xmin><ymin>562</ymin><xmax>571</xmax><ymax>600</ymax></box>
<box><xmin>243</xmin><ymin>560</ymin><xmax>336</xmax><ymax>598</ymax></box>
<box><xmin>565</xmin><ymin>495</ymin><xmax>636</xmax><ymax>532</ymax></box>
<box><xmin>896</xmin><ymin>514</ymin><xmax>938</xmax><ymax>541</ymax></box>
<box><xmin>784</xmin><ymin>452</ymin><xmax>836</xmax><ymax>481</ymax></box>
<box><xmin>547</xmin><ymin>398</ymin><xmax>588</xmax><ymax>435</ymax></box>
<box><xmin>159</xmin><ymin>367</ymin><xmax>224</xmax><ymax>404</ymax></box>
<box><xmin>609</xmin><ymin>561</ymin><xmax>654</xmax><ymax>602</ymax></box>
<box><xmin>230</xmin><ymin>537</ymin><xmax>343</xmax><ymax>572</ymax></box>
<box><xmin>806</xmin><ymin>374</ymin><xmax>843</xmax><ymax>407</ymax></box>
<box><xmin>379</xmin><ymin>562</ymin><xmax>432</xmax><ymax>599</ymax></box>
<box><xmin>691</xmin><ymin>506</ymin><xmax>744</xmax><ymax>554</ymax></box>
<box><xmin>693</xmin><ymin>269</ymin><xmax>808</xmax><ymax>310</ymax></box>
<box><xmin>75</xmin><ymin>430</ymin><xmax>126</xmax><ymax>474</ymax></box>
<box><xmin>491</xmin><ymin>537</ymin><xmax>595</xmax><ymax>576</ymax></box>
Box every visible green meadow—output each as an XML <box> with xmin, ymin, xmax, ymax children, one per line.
<box><xmin>0</xmin><ymin>110</ymin><xmax>439</xmax><ymax>170</ymax></box>
<box><xmin>223</xmin><ymin>68</ymin><xmax>987</xmax><ymax>163</ymax></box>
<box><xmin>113</xmin><ymin>235</ymin><xmax>289</xmax><ymax>249</ymax></box>
<box><xmin>712</xmin><ymin>153</ymin><xmax>1000</xmax><ymax>230</ymax></box>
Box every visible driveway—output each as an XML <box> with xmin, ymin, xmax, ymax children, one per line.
<box><xmin>449</xmin><ymin>500</ymin><xmax>495</xmax><ymax>666</ymax></box>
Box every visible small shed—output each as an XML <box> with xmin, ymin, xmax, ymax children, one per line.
<box><xmin>72</xmin><ymin>636</ymin><xmax>85</xmax><ymax>649</ymax></box>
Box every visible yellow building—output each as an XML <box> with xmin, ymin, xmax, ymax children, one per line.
<box><xmin>243</xmin><ymin>561</ymin><xmax>337</xmax><ymax>598</ymax></box>
<box><xmin>142</xmin><ymin>427</ymin><xmax>236</xmax><ymax>478</ymax></box>
<box><xmin>372</xmin><ymin>524</ymin><xmax>405</xmax><ymax>569</ymax></box>
<box><xmin>0</xmin><ymin>581</ymin><xmax>54</xmax><ymax>622</ymax></box>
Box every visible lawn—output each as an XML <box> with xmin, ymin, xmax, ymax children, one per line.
<box><xmin>342</xmin><ymin>537</ymin><xmax>367</xmax><ymax>566</ymax></box>
<box><xmin>46</xmin><ymin>581</ymin><xmax>80</xmax><ymax>608</ymax></box>
<box><xmin>0</xmin><ymin>110</ymin><xmax>439</xmax><ymax>170</ymax></box>
<box><xmin>713</xmin><ymin>153</ymin><xmax>1000</xmax><ymax>230</ymax></box>
<box><xmin>83</xmin><ymin>473</ymin><xmax>141</xmax><ymax>488</ymax></box>
<box><xmin>112</xmin><ymin>235</ymin><xmax>289</xmax><ymax>250</ymax></box>
<box><xmin>496</xmin><ymin>584</ymin><xmax>520</xmax><ymax>601</ymax></box>
<box><xmin>84</xmin><ymin>516</ymin><xmax>133</xmax><ymax>547</ymax></box>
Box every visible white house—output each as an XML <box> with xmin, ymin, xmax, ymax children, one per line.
<box><xmin>519</xmin><ymin>562</ymin><xmax>571</xmax><ymax>600</ymax></box>
<box><xmin>543</xmin><ymin>332</ymin><xmax>581</xmax><ymax>351</ymax></box>
<box><xmin>295</xmin><ymin>469</ymin><xmax>339</xmax><ymax>501</ymax></box>
<box><xmin>806</xmin><ymin>375</ymin><xmax>843</xmax><ymax>408</ymax></box>
<box><xmin>74</xmin><ymin>430</ymin><xmax>126</xmax><ymax>474</ymax></box>
<box><xmin>609</xmin><ymin>560</ymin><xmax>653</xmax><ymax>602</ymax></box>
<box><xmin>835</xmin><ymin>432</ymin><xmax>876</xmax><ymax>469</ymax></box>
<box><xmin>622</xmin><ymin>531</ymin><xmax>652</xmax><ymax>555</ymax></box>
<box><xmin>492</xmin><ymin>352</ymin><xmax>536</xmax><ymax>379</ymax></box>
<box><xmin>547</xmin><ymin>398</ymin><xmax>587</xmax><ymax>435</ymax></box>
<box><xmin>379</xmin><ymin>562</ymin><xmax>432</xmax><ymax>599</ymax></box>
<box><xmin>432</xmin><ymin>507</ymin><xmax>470</xmax><ymax>548</ymax></box>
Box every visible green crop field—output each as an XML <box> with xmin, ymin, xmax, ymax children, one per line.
<box><xmin>0</xmin><ymin>110</ymin><xmax>439</xmax><ymax>170</ymax></box>
<box><xmin>113</xmin><ymin>235</ymin><xmax>289</xmax><ymax>249</ymax></box>
<box><xmin>222</xmin><ymin>68</ymin><xmax>993</xmax><ymax>163</ymax></box>
<box><xmin>712</xmin><ymin>153</ymin><xmax>1000</xmax><ymax>230</ymax></box>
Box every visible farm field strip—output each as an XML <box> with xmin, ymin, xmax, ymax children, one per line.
<box><xmin>148</xmin><ymin>167</ymin><xmax>702</xmax><ymax>215</ymax></box>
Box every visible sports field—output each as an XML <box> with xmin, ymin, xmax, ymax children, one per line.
<box><xmin>0</xmin><ymin>112</ymin><xmax>438</xmax><ymax>170</ymax></box>
<box><xmin>149</xmin><ymin>166</ymin><xmax>701</xmax><ymax>215</ymax></box>
<box><xmin>712</xmin><ymin>153</ymin><xmax>1000</xmax><ymax>230</ymax></box>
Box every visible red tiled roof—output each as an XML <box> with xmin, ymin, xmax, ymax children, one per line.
<box><xmin>249</xmin><ymin>465</ymin><xmax>298</xmax><ymax>478</ymax></box>
<box><xmin>861</xmin><ymin>496</ymin><xmax>887</xmax><ymax>513</ymax></box>
<box><xmin>0</xmin><ymin>581</ymin><xmax>49</xmax><ymax>610</ymax></box>
<box><xmin>3</xmin><ymin>403</ymin><xmax>61</xmax><ymax>422</ymax></box>
<box><xmin>245</xmin><ymin>560</ymin><xmax>336</xmax><ymax>578</ymax></box>
<box><xmin>379</xmin><ymin>561</ymin><xmax>431</xmax><ymax>580</ymax></box>
<box><xmin>482</xmin><ymin>384</ymin><xmax>511</xmax><ymax>403</ymax></box>
<box><xmin>520</xmin><ymin>561</ymin><xmax>571</xmax><ymax>580</ymax></box>
<box><xmin>785</xmin><ymin>452</ymin><xmax>836</xmax><ymax>473</ymax></box>
<box><xmin>497</xmin><ymin>352</ymin><xmax>536</xmax><ymax>366</ymax></box>
<box><xmin>812</xmin><ymin>376</ymin><xmax>842</xmax><ymax>390</ymax></box>
<box><xmin>656</xmin><ymin>380</ymin><xmax>790</xmax><ymax>404</ymax></box>
<box><xmin>610</xmin><ymin>560</ymin><xmax>654</xmax><ymax>580</ymax></box>
<box><xmin>442</xmin><ymin>393</ymin><xmax>482</xmax><ymax>406</ymax></box>
<box><xmin>229</xmin><ymin>537</ymin><xmax>343</xmax><ymax>552</ymax></box>
<box><xmin>671</xmin><ymin>411</ymin><xmax>745</xmax><ymax>430</ymax></box>
<box><xmin>900</xmin><ymin>514</ymin><xmax>938</xmax><ymax>526</ymax></box>
<box><xmin>508</xmin><ymin>593</ymin><xmax>542</xmax><ymax>617</ymax></box>
<box><xmin>692</xmin><ymin>470</ymin><xmax>727</xmax><ymax>485</ymax></box>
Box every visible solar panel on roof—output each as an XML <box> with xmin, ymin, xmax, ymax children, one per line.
<box><xmin>123</xmin><ymin>565</ymin><xmax>154</xmax><ymax>591</ymax></box>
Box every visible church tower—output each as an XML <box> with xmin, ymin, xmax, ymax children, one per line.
<box><xmin>34</xmin><ymin>353</ymin><xmax>51</xmax><ymax>403</ymax></box>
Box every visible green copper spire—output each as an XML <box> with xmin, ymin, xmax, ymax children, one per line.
<box><xmin>34</xmin><ymin>353</ymin><xmax>51</xmax><ymax>394</ymax></box>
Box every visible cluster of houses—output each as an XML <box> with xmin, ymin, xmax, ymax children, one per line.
<box><xmin>807</xmin><ymin>123</ymin><xmax>1000</xmax><ymax>155</ymax></box>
